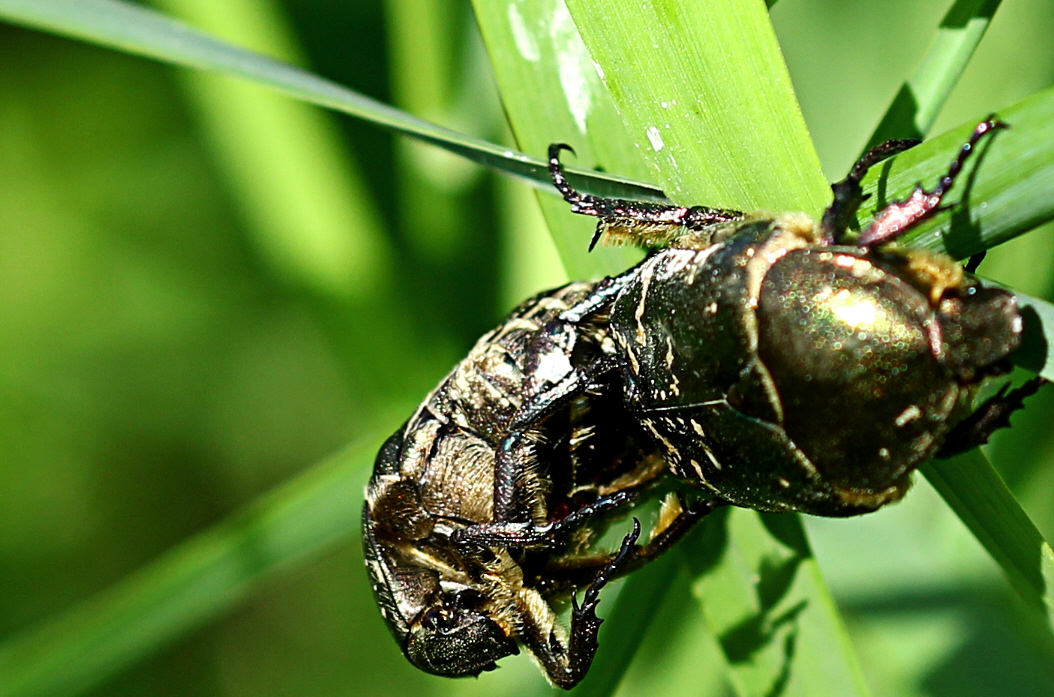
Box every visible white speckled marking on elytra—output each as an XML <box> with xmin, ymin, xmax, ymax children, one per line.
<box><xmin>646</xmin><ymin>126</ymin><xmax>665</xmax><ymax>152</ymax></box>
<box><xmin>683</xmin><ymin>243</ymin><xmax>722</xmax><ymax>286</ymax></box>
<box><xmin>533</xmin><ymin>347</ymin><xmax>572</xmax><ymax>385</ymax></box>
<box><xmin>645</xmin><ymin>420</ymin><xmax>681</xmax><ymax>464</ymax></box>
<box><xmin>702</xmin><ymin>443</ymin><xmax>721</xmax><ymax>470</ymax></box>
<box><xmin>634</xmin><ymin>267</ymin><xmax>655</xmax><ymax>345</ymax></box>
<box><xmin>507</xmin><ymin>3</ymin><xmax>539</xmax><ymax>62</ymax></box>
<box><xmin>895</xmin><ymin>404</ymin><xmax>922</xmax><ymax>427</ymax></box>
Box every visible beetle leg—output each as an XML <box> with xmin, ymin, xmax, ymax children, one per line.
<box><xmin>819</xmin><ymin>137</ymin><xmax>921</xmax><ymax>244</ymax></box>
<box><xmin>489</xmin><ymin>335</ymin><xmax>597</xmax><ymax>521</ymax></box>
<box><xmin>859</xmin><ymin>117</ymin><xmax>1007</xmax><ymax>248</ymax></box>
<box><xmin>557</xmin><ymin>271</ymin><xmax>636</xmax><ymax>324</ymax></box>
<box><xmin>549</xmin><ymin>144</ymin><xmax>743</xmax><ymax>251</ymax></box>
<box><xmin>461</xmin><ymin>348</ymin><xmax>631</xmax><ymax>547</ymax></box>
<box><xmin>534</xmin><ymin>497</ymin><xmax>729</xmax><ymax>592</ymax></box>
<box><xmin>964</xmin><ymin>250</ymin><xmax>987</xmax><ymax>274</ymax></box>
<box><xmin>937</xmin><ymin>376</ymin><xmax>1046</xmax><ymax>457</ymax></box>
<box><xmin>476</xmin><ymin>274</ymin><xmax>630</xmax><ymax>541</ymax></box>
<box><xmin>519</xmin><ymin>520</ymin><xmax>641</xmax><ymax>690</ymax></box>
<box><xmin>451</xmin><ymin>489</ymin><xmax>639</xmax><ymax>548</ymax></box>
<box><xmin>492</xmin><ymin>326</ymin><xmax>622</xmax><ymax>521</ymax></box>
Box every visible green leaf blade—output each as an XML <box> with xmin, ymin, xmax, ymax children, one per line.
<box><xmin>867</xmin><ymin>0</ymin><xmax>1003</xmax><ymax>147</ymax></box>
<box><xmin>923</xmin><ymin>451</ymin><xmax>1054</xmax><ymax>632</ymax></box>
<box><xmin>564</xmin><ymin>0</ymin><xmax>828</xmax><ymax>214</ymax></box>
<box><xmin>688</xmin><ymin>510</ymin><xmax>870</xmax><ymax>697</ymax></box>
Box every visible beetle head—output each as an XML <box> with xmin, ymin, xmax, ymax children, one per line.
<box><xmin>404</xmin><ymin>589</ymin><xmax>519</xmax><ymax>677</ymax></box>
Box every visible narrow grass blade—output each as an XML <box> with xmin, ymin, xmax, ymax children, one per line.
<box><xmin>0</xmin><ymin>0</ymin><xmax>663</xmax><ymax>203</ymax></box>
<box><xmin>867</xmin><ymin>0</ymin><xmax>1003</xmax><ymax>147</ymax></box>
<box><xmin>153</xmin><ymin>0</ymin><xmax>391</xmax><ymax>299</ymax></box>
<box><xmin>0</xmin><ymin>433</ymin><xmax>381</xmax><ymax>697</ymax></box>
<box><xmin>923</xmin><ymin>450</ymin><xmax>1054</xmax><ymax>633</ymax></box>
<box><xmin>861</xmin><ymin>87</ymin><xmax>1054</xmax><ymax>259</ymax></box>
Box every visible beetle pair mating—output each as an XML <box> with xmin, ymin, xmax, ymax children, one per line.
<box><xmin>363</xmin><ymin>118</ymin><xmax>1042</xmax><ymax>688</ymax></box>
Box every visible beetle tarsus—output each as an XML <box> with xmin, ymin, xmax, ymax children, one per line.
<box><xmin>547</xmin><ymin>143</ymin><xmax>743</xmax><ymax>252</ymax></box>
<box><xmin>965</xmin><ymin>250</ymin><xmax>987</xmax><ymax>274</ymax></box>
<box><xmin>552</xmin><ymin>519</ymin><xmax>642</xmax><ymax>689</ymax></box>
<box><xmin>451</xmin><ymin>490</ymin><xmax>640</xmax><ymax>548</ymax></box>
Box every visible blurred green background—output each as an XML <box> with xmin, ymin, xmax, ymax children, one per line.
<box><xmin>2</xmin><ymin>0</ymin><xmax>1054</xmax><ymax>695</ymax></box>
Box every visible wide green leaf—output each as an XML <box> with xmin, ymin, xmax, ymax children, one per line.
<box><xmin>564</xmin><ymin>0</ymin><xmax>827</xmax><ymax>213</ymax></box>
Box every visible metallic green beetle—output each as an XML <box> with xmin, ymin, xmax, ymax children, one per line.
<box><xmin>458</xmin><ymin>117</ymin><xmax>1040</xmax><ymax>530</ymax></box>
<box><xmin>369</xmin><ymin>119</ymin><xmax>1043</xmax><ymax>689</ymax></box>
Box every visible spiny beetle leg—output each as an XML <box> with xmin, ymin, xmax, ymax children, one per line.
<box><xmin>937</xmin><ymin>376</ymin><xmax>1046</xmax><ymax>458</ymax></box>
<box><xmin>450</xmin><ymin>490</ymin><xmax>639</xmax><ymax>548</ymax></box>
<box><xmin>531</xmin><ymin>497</ymin><xmax>729</xmax><ymax>596</ymax></box>
<box><xmin>548</xmin><ymin>144</ymin><xmax>742</xmax><ymax>251</ymax></box>
<box><xmin>820</xmin><ymin>137</ymin><xmax>921</xmax><ymax>244</ymax></box>
<box><xmin>524</xmin><ymin>520</ymin><xmax>641</xmax><ymax>690</ymax></box>
<box><xmin>859</xmin><ymin>117</ymin><xmax>1007</xmax><ymax>248</ymax></box>
<box><xmin>562</xmin><ymin>520</ymin><xmax>641</xmax><ymax>687</ymax></box>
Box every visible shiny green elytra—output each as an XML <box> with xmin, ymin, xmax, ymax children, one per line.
<box><xmin>609</xmin><ymin>213</ymin><xmax>1021</xmax><ymax>515</ymax></box>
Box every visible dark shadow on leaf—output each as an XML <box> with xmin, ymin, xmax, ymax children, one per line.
<box><xmin>683</xmin><ymin>511</ymin><xmax>810</xmax><ymax>697</ymax></box>
<box><xmin>842</xmin><ymin>583</ymin><xmax>1054</xmax><ymax>694</ymax></box>
<box><xmin>684</xmin><ymin>504</ymin><xmax>732</xmax><ymax>576</ymax></box>
<box><xmin>941</xmin><ymin>0</ymin><xmax>1001</xmax><ymax>29</ymax></box>
<box><xmin>1010</xmin><ymin>305</ymin><xmax>1050</xmax><ymax>375</ymax></box>
<box><xmin>865</xmin><ymin>84</ymin><xmax>923</xmax><ymax>152</ymax></box>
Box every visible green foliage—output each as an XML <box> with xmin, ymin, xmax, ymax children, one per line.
<box><xmin>0</xmin><ymin>0</ymin><xmax>1053</xmax><ymax>696</ymax></box>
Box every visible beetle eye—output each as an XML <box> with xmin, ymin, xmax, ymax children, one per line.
<box><xmin>420</xmin><ymin>607</ymin><xmax>445</xmax><ymax>631</ymax></box>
